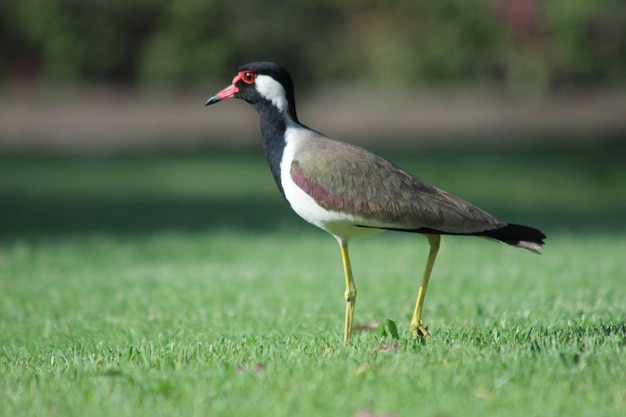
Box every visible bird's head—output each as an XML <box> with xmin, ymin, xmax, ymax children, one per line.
<box><xmin>205</xmin><ymin>61</ymin><xmax>297</xmax><ymax>119</ymax></box>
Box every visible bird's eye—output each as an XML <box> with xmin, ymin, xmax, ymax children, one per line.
<box><xmin>241</xmin><ymin>71</ymin><xmax>256</xmax><ymax>84</ymax></box>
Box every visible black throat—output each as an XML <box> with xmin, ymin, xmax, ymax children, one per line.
<box><xmin>253</xmin><ymin>100</ymin><xmax>297</xmax><ymax>199</ymax></box>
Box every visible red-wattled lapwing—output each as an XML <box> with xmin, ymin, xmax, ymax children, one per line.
<box><xmin>206</xmin><ymin>61</ymin><xmax>546</xmax><ymax>342</ymax></box>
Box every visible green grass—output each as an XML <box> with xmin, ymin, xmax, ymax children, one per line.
<box><xmin>1</xmin><ymin>142</ymin><xmax>625</xmax><ymax>417</ymax></box>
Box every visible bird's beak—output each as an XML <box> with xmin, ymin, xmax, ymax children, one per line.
<box><xmin>205</xmin><ymin>83</ymin><xmax>239</xmax><ymax>106</ymax></box>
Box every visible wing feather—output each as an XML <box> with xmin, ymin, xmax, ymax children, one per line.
<box><xmin>290</xmin><ymin>135</ymin><xmax>503</xmax><ymax>233</ymax></box>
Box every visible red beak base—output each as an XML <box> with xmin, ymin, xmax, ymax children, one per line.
<box><xmin>205</xmin><ymin>83</ymin><xmax>239</xmax><ymax>106</ymax></box>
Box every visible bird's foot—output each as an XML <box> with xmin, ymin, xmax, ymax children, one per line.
<box><xmin>411</xmin><ymin>322</ymin><xmax>431</xmax><ymax>339</ymax></box>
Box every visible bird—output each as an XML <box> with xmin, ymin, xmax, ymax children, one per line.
<box><xmin>205</xmin><ymin>61</ymin><xmax>546</xmax><ymax>343</ymax></box>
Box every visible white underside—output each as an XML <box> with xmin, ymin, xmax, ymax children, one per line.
<box><xmin>280</xmin><ymin>126</ymin><xmax>383</xmax><ymax>242</ymax></box>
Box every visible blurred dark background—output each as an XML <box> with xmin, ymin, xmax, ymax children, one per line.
<box><xmin>0</xmin><ymin>0</ymin><xmax>625</xmax><ymax>237</ymax></box>
<box><xmin>1</xmin><ymin>0</ymin><xmax>625</xmax><ymax>151</ymax></box>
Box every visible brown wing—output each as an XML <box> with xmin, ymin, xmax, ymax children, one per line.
<box><xmin>290</xmin><ymin>135</ymin><xmax>504</xmax><ymax>233</ymax></box>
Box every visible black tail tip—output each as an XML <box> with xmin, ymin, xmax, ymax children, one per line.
<box><xmin>481</xmin><ymin>223</ymin><xmax>546</xmax><ymax>253</ymax></box>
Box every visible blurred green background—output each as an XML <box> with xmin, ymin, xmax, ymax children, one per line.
<box><xmin>0</xmin><ymin>0</ymin><xmax>625</xmax><ymax>235</ymax></box>
<box><xmin>1</xmin><ymin>0</ymin><xmax>625</xmax><ymax>89</ymax></box>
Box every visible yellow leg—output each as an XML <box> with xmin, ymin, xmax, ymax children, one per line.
<box><xmin>410</xmin><ymin>234</ymin><xmax>441</xmax><ymax>338</ymax></box>
<box><xmin>339</xmin><ymin>241</ymin><xmax>357</xmax><ymax>343</ymax></box>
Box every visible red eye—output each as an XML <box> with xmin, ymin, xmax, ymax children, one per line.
<box><xmin>240</xmin><ymin>71</ymin><xmax>256</xmax><ymax>84</ymax></box>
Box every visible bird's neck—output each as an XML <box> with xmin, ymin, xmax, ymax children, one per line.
<box><xmin>255</xmin><ymin>103</ymin><xmax>300</xmax><ymax>199</ymax></box>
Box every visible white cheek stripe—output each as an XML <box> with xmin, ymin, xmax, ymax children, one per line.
<box><xmin>255</xmin><ymin>75</ymin><xmax>288</xmax><ymax>112</ymax></box>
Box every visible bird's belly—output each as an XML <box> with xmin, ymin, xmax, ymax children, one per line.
<box><xmin>320</xmin><ymin>220</ymin><xmax>384</xmax><ymax>239</ymax></box>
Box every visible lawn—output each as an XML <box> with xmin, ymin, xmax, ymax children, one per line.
<box><xmin>1</xmin><ymin>140</ymin><xmax>625</xmax><ymax>417</ymax></box>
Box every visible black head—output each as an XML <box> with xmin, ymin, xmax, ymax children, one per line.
<box><xmin>206</xmin><ymin>61</ymin><xmax>298</xmax><ymax>121</ymax></box>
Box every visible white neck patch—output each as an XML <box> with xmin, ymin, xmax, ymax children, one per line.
<box><xmin>255</xmin><ymin>75</ymin><xmax>288</xmax><ymax>112</ymax></box>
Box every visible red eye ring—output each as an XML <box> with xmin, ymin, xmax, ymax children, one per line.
<box><xmin>239</xmin><ymin>71</ymin><xmax>257</xmax><ymax>84</ymax></box>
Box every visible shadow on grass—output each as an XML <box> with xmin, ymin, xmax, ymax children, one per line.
<box><xmin>1</xmin><ymin>137</ymin><xmax>625</xmax><ymax>240</ymax></box>
<box><xmin>0</xmin><ymin>194</ymin><xmax>301</xmax><ymax>239</ymax></box>
<box><xmin>1</xmin><ymin>192</ymin><xmax>625</xmax><ymax>240</ymax></box>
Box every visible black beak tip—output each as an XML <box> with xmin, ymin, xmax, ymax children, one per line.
<box><xmin>205</xmin><ymin>96</ymin><xmax>220</xmax><ymax>106</ymax></box>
